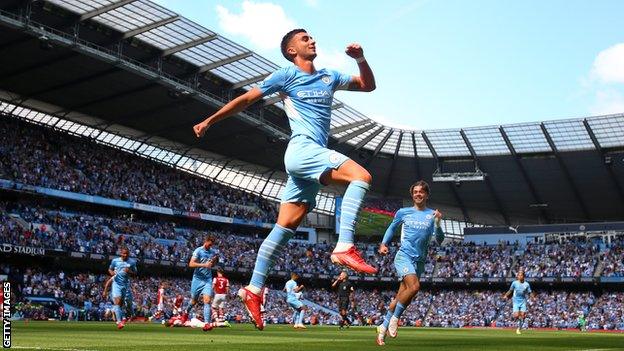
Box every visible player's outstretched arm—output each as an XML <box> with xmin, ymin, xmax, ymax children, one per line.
<box><xmin>345</xmin><ymin>43</ymin><xmax>376</xmax><ymax>92</ymax></box>
<box><xmin>108</xmin><ymin>263</ymin><xmax>116</xmax><ymax>276</ymax></box>
<box><xmin>102</xmin><ymin>276</ymin><xmax>113</xmax><ymax>298</ymax></box>
<box><xmin>193</xmin><ymin>87</ymin><xmax>264</xmax><ymax>137</ymax></box>
<box><xmin>380</xmin><ymin>209</ymin><xmax>403</xmax><ymax>250</ymax></box>
<box><xmin>503</xmin><ymin>283</ymin><xmax>514</xmax><ymax>300</ymax></box>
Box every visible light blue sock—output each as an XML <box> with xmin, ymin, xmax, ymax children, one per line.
<box><xmin>381</xmin><ymin>310</ymin><xmax>393</xmax><ymax>329</ymax></box>
<box><xmin>249</xmin><ymin>224</ymin><xmax>294</xmax><ymax>290</ymax></box>
<box><xmin>338</xmin><ymin>180</ymin><xmax>370</xmax><ymax>244</ymax></box>
<box><xmin>204</xmin><ymin>304</ymin><xmax>212</xmax><ymax>323</ymax></box>
<box><xmin>393</xmin><ymin>302</ymin><xmax>406</xmax><ymax>319</ymax></box>
<box><xmin>297</xmin><ymin>309</ymin><xmax>305</xmax><ymax>325</ymax></box>
<box><xmin>292</xmin><ymin>310</ymin><xmax>298</xmax><ymax>324</ymax></box>
<box><xmin>518</xmin><ymin>318</ymin><xmax>523</xmax><ymax>329</ymax></box>
<box><xmin>185</xmin><ymin>302</ymin><xmax>193</xmax><ymax>314</ymax></box>
<box><xmin>113</xmin><ymin>304</ymin><xmax>124</xmax><ymax>322</ymax></box>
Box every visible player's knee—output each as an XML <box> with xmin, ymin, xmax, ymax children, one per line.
<box><xmin>406</xmin><ymin>280</ymin><xmax>420</xmax><ymax>295</ymax></box>
<box><xmin>354</xmin><ymin>170</ymin><xmax>372</xmax><ymax>185</ymax></box>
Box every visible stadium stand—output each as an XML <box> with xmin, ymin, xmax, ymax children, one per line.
<box><xmin>5</xmin><ymin>265</ymin><xmax>623</xmax><ymax>330</ymax></box>
<box><xmin>4</xmin><ymin>200</ymin><xmax>623</xmax><ymax>280</ymax></box>
<box><xmin>0</xmin><ymin>117</ymin><xmax>278</xmax><ymax>223</ymax></box>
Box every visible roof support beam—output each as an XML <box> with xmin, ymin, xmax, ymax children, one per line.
<box><xmin>349</xmin><ymin>126</ymin><xmax>385</xmax><ymax>152</ymax></box>
<box><xmin>540</xmin><ymin>123</ymin><xmax>590</xmax><ymax>221</ymax></box>
<box><xmin>460</xmin><ymin>129</ymin><xmax>510</xmax><ymax>225</ymax></box>
<box><xmin>161</xmin><ymin>34</ymin><xmax>218</xmax><ymax>57</ymax></box>
<box><xmin>121</xmin><ymin>16</ymin><xmax>180</xmax><ymax>39</ymax></box>
<box><xmin>330</xmin><ymin>119</ymin><xmax>370</xmax><ymax>135</ymax></box>
<box><xmin>196</xmin><ymin>52</ymin><xmax>254</xmax><ymax>73</ymax></box>
<box><xmin>214</xmin><ymin>159</ymin><xmax>235</xmax><ymax>181</ymax></box>
<box><xmin>583</xmin><ymin>119</ymin><xmax>624</xmax><ymax>206</ymax></box>
<box><xmin>230</xmin><ymin>73</ymin><xmax>270</xmax><ymax>89</ymax></box>
<box><xmin>262</xmin><ymin>95</ymin><xmax>283</xmax><ymax>106</ymax></box>
<box><xmin>79</xmin><ymin>0</ymin><xmax>137</xmax><ymax>21</ymax></box>
<box><xmin>173</xmin><ymin>147</ymin><xmax>196</xmax><ymax>167</ymax></box>
<box><xmin>412</xmin><ymin>132</ymin><xmax>421</xmax><ymax>180</ymax></box>
<box><xmin>330</xmin><ymin>123</ymin><xmax>376</xmax><ymax>145</ymax></box>
<box><xmin>384</xmin><ymin>132</ymin><xmax>403</xmax><ymax>197</ymax></box>
<box><xmin>260</xmin><ymin>170</ymin><xmax>277</xmax><ymax>196</ymax></box>
<box><xmin>422</xmin><ymin>131</ymin><xmax>471</xmax><ymax>223</ymax></box>
<box><xmin>331</xmin><ymin>102</ymin><xmax>344</xmax><ymax>110</ymax></box>
<box><xmin>499</xmin><ymin>126</ymin><xmax>549</xmax><ymax>222</ymax></box>
<box><xmin>364</xmin><ymin>129</ymin><xmax>393</xmax><ymax>166</ymax></box>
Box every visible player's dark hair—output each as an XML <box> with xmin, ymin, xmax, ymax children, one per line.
<box><xmin>120</xmin><ymin>246</ymin><xmax>129</xmax><ymax>253</ymax></box>
<box><xmin>204</xmin><ymin>234</ymin><xmax>216</xmax><ymax>243</ymax></box>
<box><xmin>281</xmin><ymin>28</ymin><xmax>307</xmax><ymax>62</ymax></box>
<box><xmin>217</xmin><ymin>267</ymin><xmax>224</xmax><ymax>274</ymax></box>
<box><xmin>409</xmin><ymin>180</ymin><xmax>430</xmax><ymax>196</ymax></box>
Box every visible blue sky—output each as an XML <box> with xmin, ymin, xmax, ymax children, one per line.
<box><xmin>154</xmin><ymin>0</ymin><xmax>624</xmax><ymax>130</ymax></box>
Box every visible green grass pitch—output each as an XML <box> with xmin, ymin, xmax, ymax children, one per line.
<box><xmin>10</xmin><ymin>321</ymin><xmax>624</xmax><ymax>351</ymax></box>
<box><xmin>355</xmin><ymin>210</ymin><xmax>393</xmax><ymax>237</ymax></box>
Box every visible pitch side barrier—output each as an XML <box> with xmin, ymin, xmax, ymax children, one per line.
<box><xmin>2</xmin><ymin>243</ymin><xmax>623</xmax><ymax>286</ymax></box>
<box><xmin>465</xmin><ymin>223</ymin><xmax>624</xmax><ymax>235</ymax></box>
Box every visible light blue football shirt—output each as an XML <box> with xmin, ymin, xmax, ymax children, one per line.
<box><xmin>109</xmin><ymin>257</ymin><xmax>136</xmax><ymax>286</ymax></box>
<box><xmin>509</xmin><ymin>280</ymin><xmax>532</xmax><ymax>303</ymax></box>
<box><xmin>284</xmin><ymin>279</ymin><xmax>298</xmax><ymax>300</ymax></box>
<box><xmin>258</xmin><ymin>66</ymin><xmax>352</xmax><ymax>147</ymax></box>
<box><xmin>191</xmin><ymin>246</ymin><xmax>217</xmax><ymax>281</ymax></box>
<box><xmin>382</xmin><ymin>207</ymin><xmax>444</xmax><ymax>262</ymax></box>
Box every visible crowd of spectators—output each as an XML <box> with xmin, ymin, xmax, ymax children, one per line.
<box><xmin>7</xmin><ymin>265</ymin><xmax>623</xmax><ymax>330</ymax></box>
<box><xmin>3</xmin><ymin>201</ymin><xmax>624</xmax><ymax>279</ymax></box>
<box><xmin>496</xmin><ymin>291</ymin><xmax>596</xmax><ymax>329</ymax></box>
<box><xmin>434</xmin><ymin>243</ymin><xmax>514</xmax><ymax>278</ymax></box>
<box><xmin>424</xmin><ymin>290</ymin><xmax>504</xmax><ymax>327</ymax></box>
<box><xmin>0</xmin><ymin>117</ymin><xmax>278</xmax><ymax>223</ymax></box>
<box><xmin>600</xmin><ymin>238</ymin><xmax>624</xmax><ymax>277</ymax></box>
<box><xmin>519</xmin><ymin>242</ymin><xmax>600</xmax><ymax>278</ymax></box>
<box><xmin>587</xmin><ymin>292</ymin><xmax>624</xmax><ymax>330</ymax></box>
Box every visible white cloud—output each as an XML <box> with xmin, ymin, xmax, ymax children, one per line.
<box><xmin>583</xmin><ymin>43</ymin><xmax>624</xmax><ymax>116</ymax></box>
<box><xmin>591</xmin><ymin>43</ymin><xmax>624</xmax><ymax>84</ymax></box>
<box><xmin>590</xmin><ymin>89</ymin><xmax>624</xmax><ymax>115</ymax></box>
<box><xmin>216</xmin><ymin>1</ymin><xmax>296</xmax><ymax>50</ymax></box>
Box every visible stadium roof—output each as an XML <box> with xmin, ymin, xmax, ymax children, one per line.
<box><xmin>0</xmin><ymin>0</ymin><xmax>623</xmax><ymax>225</ymax></box>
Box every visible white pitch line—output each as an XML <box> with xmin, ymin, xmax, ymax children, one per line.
<box><xmin>11</xmin><ymin>346</ymin><xmax>99</xmax><ymax>351</ymax></box>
